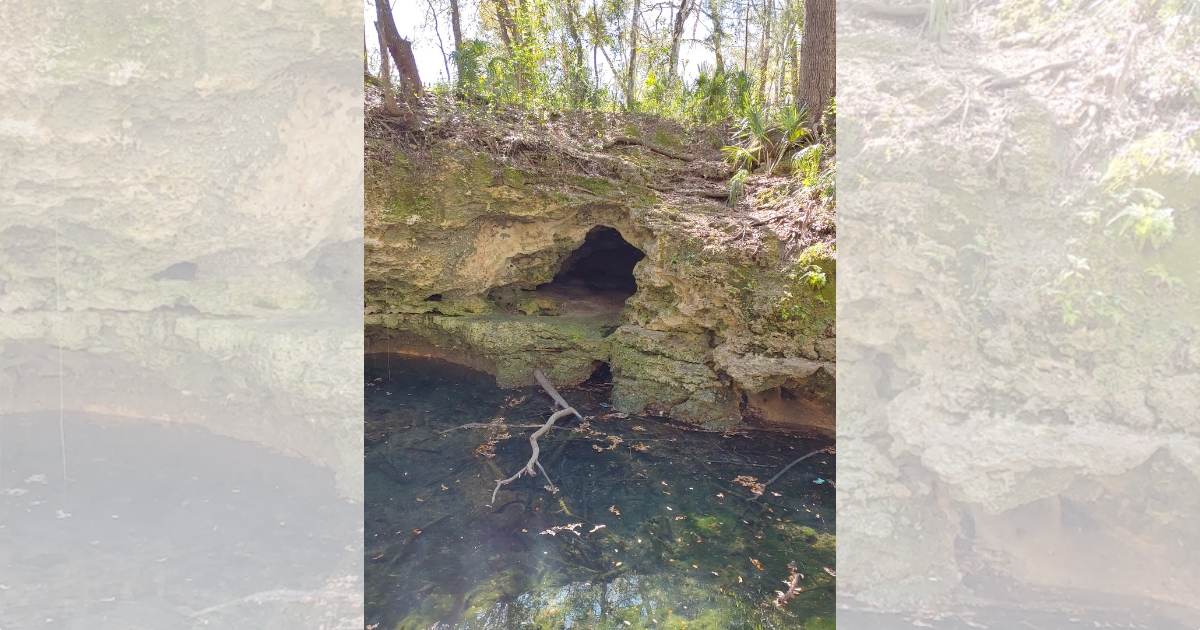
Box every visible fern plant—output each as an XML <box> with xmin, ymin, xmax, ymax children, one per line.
<box><xmin>795</xmin><ymin>264</ymin><xmax>828</xmax><ymax>291</ymax></box>
<box><xmin>1106</xmin><ymin>188</ymin><xmax>1176</xmax><ymax>250</ymax></box>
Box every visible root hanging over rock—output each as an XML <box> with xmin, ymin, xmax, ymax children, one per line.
<box><xmin>488</xmin><ymin>370</ymin><xmax>585</xmax><ymax>505</ymax></box>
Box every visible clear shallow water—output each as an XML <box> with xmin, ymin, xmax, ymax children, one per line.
<box><xmin>365</xmin><ymin>355</ymin><xmax>835</xmax><ymax>630</ymax></box>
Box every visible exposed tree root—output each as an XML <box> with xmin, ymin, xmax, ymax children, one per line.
<box><xmin>603</xmin><ymin>136</ymin><xmax>696</xmax><ymax>161</ymax></box>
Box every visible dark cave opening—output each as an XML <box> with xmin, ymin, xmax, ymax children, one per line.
<box><xmin>487</xmin><ymin>226</ymin><xmax>645</xmax><ymax>316</ymax></box>
<box><xmin>541</xmin><ymin>226</ymin><xmax>644</xmax><ymax>297</ymax></box>
<box><xmin>585</xmin><ymin>361</ymin><xmax>613</xmax><ymax>385</ymax></box>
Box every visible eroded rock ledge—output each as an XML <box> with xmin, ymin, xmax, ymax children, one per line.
<box><xmin>365</xmin><ymin>109</ymin><xmax>835</xmax><ymax>432</ymax></box>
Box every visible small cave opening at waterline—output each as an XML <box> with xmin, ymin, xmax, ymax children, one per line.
<box><xmin>493</xmin><ymin>226</ymin><xmax>645</xmax><ymax>317</ymax></box>
<box><xmin>551</xmin><ymin>226</ymin><xmax>644</xmax><ymax>296</ymax></box>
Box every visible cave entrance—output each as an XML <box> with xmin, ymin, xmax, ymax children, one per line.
<box><xmin>534</xmin><ymin>226</ymin><xmax>645</xmax><ymax>316</ymax></box>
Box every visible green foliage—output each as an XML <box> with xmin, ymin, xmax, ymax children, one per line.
<box><xmin>777</xmin><ymin>245</ymin><xmax>835</xmax><ymax>322</ymax></box>
<box><xmin>773</xmin><ymin>104</ymin><xmax>814</xmax><ymax>169</ymax></box>
<box><xmin>1105</xmin><ymin>188</ymin><xmax>1176</xmax><ymax>250</ymax></box>
<box><xmin>796</xmin><ymin>265</ymin><xmax>827</xmax><ymax>291</ymax></box>
<box><xmin>792</xmin><ymin>144</ymin><xmax>824</xmax><ymax>186</ymax></box>
<box><xmin>816</xmin><ymin>161</ymin><xmax>836</xmax><ymax>204</ymax></box>
<box><xmin>722</xmin><ymin>146</ymin><xmax>759</xmax><ymax>171</ymax></box>
<box><xmin>722</xmin><ymin>102</ymin><xmax>821</xmax><ymax>197</ymax></box>
<box><xmin>732</xmin><ymin>108</ymin><xmax>773</xmax><ymax>165</ymax></box>
<box><xmin>451</xmin><ymin>39</ymin><xmax>487</xmax><ymax>95</ymax></box>
<box><xmin>796</xmin><ymin>242</ymin><xmax>835</xmax><ymax>268</ymax></box>
<box><xmin>682</xmin><ymin>67</ymin><xmax>757</xmax><ymax>122</ymax></box>
<box><xmin>378</xmin><ymin>0</ymin><xmax>822</xmax><ymax>123</ymax></box>
<box><xmin>727</xmin><ymin>168</ymin><xmax>749</xmax><ymax>206</ymax></box>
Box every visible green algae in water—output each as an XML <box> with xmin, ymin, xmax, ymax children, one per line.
<box><xmin>365</xmin><ymin>356</ymin><xmax>835</xmax><ymax>630</ymax></box>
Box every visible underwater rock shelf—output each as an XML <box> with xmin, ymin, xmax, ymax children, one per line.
<box><xmin>364</xmin><ymin>356</ymin><xmax>836</xmax><ymax>630</ymax></box>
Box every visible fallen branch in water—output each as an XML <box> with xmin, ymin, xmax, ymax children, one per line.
<box><xmin>773</xmin><ymin>561</ymin><xmax>803</xmax><ymax>607</ymax></box>
<box><xmin>488</xmin><ymin>370</ymin><xmax>584</xmax><ymax>505</ymax></box>
<box><xmin>749</xmin><ymin>446</ymin><xmax>834</xmax><ymax>501</ymax></box>
<box><xmin>439</xmin><ymin>422</ymin><xmax>544</xmax><ymax>435</ymax></box>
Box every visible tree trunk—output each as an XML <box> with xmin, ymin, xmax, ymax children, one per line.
<box><xmin>376</xmin><ymin>0</ymin><xmax>424</xmax><ymax>105</ymax></box>
<box><xmin>494</xmin><ymin>0</ymin><xmax>522</xmax><ymax>50</ymax></box>
<box><xmin>450</xmin><ymin>0</ymin><xmax>463</xmax><ymax>52</ymax></box>
<box><xmin>799</xmin><ymin>0</ymin><xmax>834</xmax><ymax>120</ymax></box>
<box><xmin>757</xmin><ymin>0</ymin><xmax>773</xmax><ymax>102</ymax></box>
<box><xmin>627</xmin><ymin>0</ymin><xmax>640</xmax><ymax>110</ymax></box>
<box><xmin>791</xmin><ymin>0</ymin><xmax>801</xmax><ymax>105</ymax></box>
<box><xmin>742</xmin><ymin>2</ymin><xmax>750</xmax><ymax>73</ymax></box>
<box><xmin>667</xmin><ymin>0</ymin><xmax>694</xmax><ymax>87</ymax></box>
<box><xmin>562</xmin><ymin>0</ymin><xmax>588</xmax><ymax>105</ymax></box>
<box><xmin>709</xmin><ymin>0</ymin><xmax>725</xmax><ymax>74</ymax></box>
<box><xmin>426</xmin><ymin>0</ymin><xmax>451</xmax><ymax>82</ymax></box>
<box><xmin>775</xmin><ymin>0</ymin><xmax>791</xmax><ymax>102</ymax></box>
<box><xmin>591</xmin><ymin>0</ymin><xmax>601</xmax><ymax>92</ymax></box>
<box><xmin>374</xmin><ymin>21</ymin><xmax>403</xmax><ymax>116</ymax></box>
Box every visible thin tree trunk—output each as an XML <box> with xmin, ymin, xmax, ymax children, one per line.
<box><xmin>799</xmin><ymin>0</ymin><xmax>834</xmax><ymax>120</ymax></box>
<box><xmin>562</xmin><ymin>0</ymin><xmax>588</xmax><ymax>105</ymax></box>
<box><xmin>592</xmin><ymin>0</ymin><xmax>600</xmax><ymax>92</ymax></box>
<box><xmin>598</xmin><ymin>41</ymin><xmax>629</xmax><ymax>104</ymax></box>
<box><xmin>667</xmin><ymin>0</ymin><xmax>694</xmax><ymax>87</ymax></box>
<box><xmin>450</xmin><ymin>0</ymin><xmax>463</xmax><ymax>52</ymax></box>
<box><xmin>494</xmin><ymin>0</ymin><xmax>515</xmax><ymax>52</ymax></box>
<box><xmin>743</xmin><ymin>2</ymin><xmax>750</xmax><ymax>73</ymax></box>
<box><xmin>426</xmin><ymin>0</ymin><xmax>452</xmax><ymax>81</ymax></box>
<box><xmin>775</xmin><ymin>1</ymin><xmax>790</xmax><ymax>102</ymax></box>
<box><xmin>709</xmin><ymin>0</ymin><xmax>725</xmax><ymax>74</ymax></box>
<box><xmin>376</xmin><ymin>0</ymin><xmax>424</xmax><ymax>105</ymax></box>
<box><xmin>495</xmin><ymin>0</ymin><xmax>523</xmax><ymax>48</ymax></box>
<box><xmin>374</xmin><ymin>21</ymin><xmax>402</xmax><ymax>116</ymax></box>
<box><xmin>791</xmin><ymin>0</ymin><xmax>801</xmax><ymax>105</ymax></box>
<box><xmin>757</xmin><ymin>0</ymin><xmax>772</xmax><ymax>102</ymax></box>
<box><xmin>627</xmin><ymin>0</ymin><xmax>641</xmax><ymax>110</ymax></box>
<box><xmin>587</xmin><ymin>2</ymin><xmax>626</xmax><ymax>104</ymax></box>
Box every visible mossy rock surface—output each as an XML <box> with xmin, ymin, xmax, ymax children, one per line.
<box><xmin>365</xmin><ymin>111</ymin><xmax>835</xmax><ymax>428</ymax></box>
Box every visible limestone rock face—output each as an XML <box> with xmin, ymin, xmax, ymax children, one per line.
<box><xmin>365</xmin><ymin>115</ymin><xmax>835</xmax><ymax>431</ymax></box>
<box><xmin>713</xmin><ymin>343</ymin><xmax>831</xmax><ymax>393</ymax></box>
